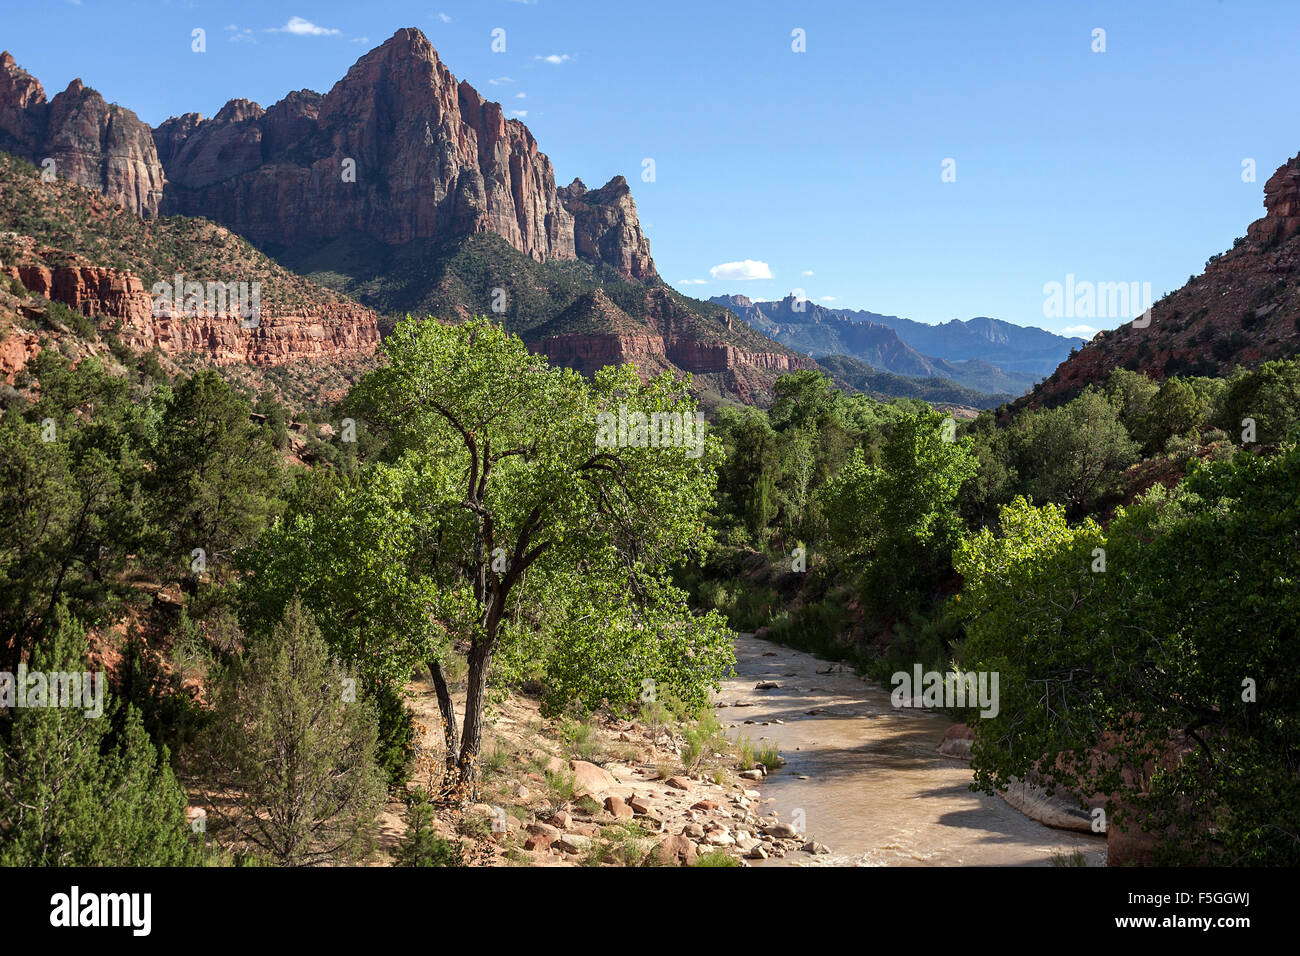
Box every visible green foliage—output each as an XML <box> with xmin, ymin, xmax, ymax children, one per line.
<box><xmin>822</xmin><ymin>407</ymin><xmax>976</xmax><ymax>620</ymax></box>
<box><xmin>148</xmin><ymin>369</ymin><xmax>283</xmax><ymax>577</ymax></box>
<box><xmin>1220</xmin><ymin>358</ymin><xmax>1300</xmax><ymax>444</ymax></box>
<box><xmin>681</xmin><ymin>711</ymin><xmax>726</xmax><ymax>772</ymax></box>
<box><xmin>1008</xmin><ymin>387</ymin><xmax>1138</xmax><ymax>517</ymax></box>
<box><xmin>0</xmin><ymin>608</ymin><xmax>196</xmax><ymax>865</ymax></box>
<box><xmin>345</xmin><ymin>317</ymin><xmax>735</xmax><ymax>779</ymax></box>
<box><xmin>45</xmin><ymin>298</ymin><xmax>96</xmax><ymax>338</ymax></box>
<box><xmin>199</xmin><ymin>597</ymin><xmax>387</xmax><ymax>866</ymax></box>
<box><xmin>0</xmin><ymin>351</ymin><xmax>160</xmax><ymax>667</ymax></box>
<box><xmin>693</xmin><ymin>849</ymin><xmax>740</xmax><ymax>867</ymax></box>
<box><xmin>396</xmin><ymin>788</ymin><xmax>465</xmax><ymax>867</ymax></box>
<box><xmin>955</xmin><ymin>444</ymin><xmax>1300</xmax><ymax>864</ymax></box>
<box><xmin>757</xmin><ymin>739</ymin><xmax>782</xmax><ymax>771</ymax></box>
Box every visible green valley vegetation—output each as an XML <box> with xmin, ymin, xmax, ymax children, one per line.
<box><xmin>0</xmin><ymin>314</ymin><xmax>735</xmax><ymax>862</ymax></box>
<box><xmin>687</xmin><ymin>358</ymin><xmax>1300</xmax><ymax>865</ymax></box>
<box><xmin>3</xmin><ymin>301</ymin><xmax>1298</xmax><ymax>865</ymax></box>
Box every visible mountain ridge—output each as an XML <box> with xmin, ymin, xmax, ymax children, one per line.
<box><xmin>711</xmin><ymin>293</ymin><xmax>1051</xmax><ymax>397</ymax></box>
<box><xmin>1029</xmin><ymin>151</ymin><xmax>1300</xmax><ymax>406</ymax></box>
<box><xmin>0</xmin><ymin>30</ymin><xmax>815</xmax><ymax>406</ymax></box>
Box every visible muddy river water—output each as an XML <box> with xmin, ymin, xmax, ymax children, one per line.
<box><xmin>714</xmin><ymin>633</ymin><xmax>1106</xmax><ymax>866</ymax></box>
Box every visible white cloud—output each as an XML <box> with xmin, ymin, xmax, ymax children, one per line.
<box><xmin>488</xmin><ymin>76</ymin><xmax>513</xmax><ymax>86</ymax></box>
<box><xmin>510</xmin><ymin>110</ymin><xmax>528</xmax><ymax>118</ymax></box>
<box><xmin>537</xmin><ymin>54</ymin><xmax>572</xmax><ymax>65</ymax></box>
<box><xmin>801</xmin><ymin>269</ymin><xmax>814</xmax><ymax>276</ymax></box>
<box><xmin>1063</xmin><ymin>324</ymin><xmax>1097</xmax><ymax>337</ymax></box>
<box><xmin>351</xmin><ymin>36</ymin><xmax>369</xmax><ymax>43</ymax></box>
<box><xmin>819</xmin><ymin>296</ymin><xmax>837</xmax><ymax>301</ymax></box>
<box><xmin>515</xmin><ymin>92</ymin><xmax>527</xmax><ymax>99</ymax></box>
<box><xmin>227</xmin><ymin>26</ymin><xmax>256</xmax><ymax>43</ymax></box>
<box><xmin>709</xmin><ymin>259</ymin><xmax>773</xmax><ymax>281</ymax></box>
<box><xmin>270</xmin><ymin>17</ymin><xmax>341</xmax><ymax>36</ymax></box>
<box><xmin>677</xmin><ymin>279</ymin><xmax>708</xmax><ymax>285</ymax></box>
<box><xmin>436</xmin><ymin>13</ymin><xmax>452</xmax><ymax>23</ymax></box>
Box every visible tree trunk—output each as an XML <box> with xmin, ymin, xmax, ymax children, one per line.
<box><xmin>427</xmin><ymin>658</ymin><xmax>459</xmax><ymax>771</ymax></box>
<box><xmin>456</xmin><ymin>641</ymin><xmax>494</xmax><ymax>796</ymax></box>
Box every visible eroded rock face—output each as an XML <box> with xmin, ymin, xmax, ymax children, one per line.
<box><xmin>524</xmin><ymin>288</ymin><xmax>812</xmax><ymax>381</ymax></box>
<box><xmin>559</xmin><ymin>177</ymin><xmax>656</xmax><ymax>281</ymax></box>
<box><xmin>1247</xmin><ymin>153</ymin><xmax>1300</xmax><ymax>246</ymax></box>
<box><xmin>153</xmin><ymin>28</ymin><xmax>659</xmax><ymax>276</ymax></box>
<box><xmin>1</xmin><ymin>261</ymin><xmax>380</xmax><ymax>367</ymax></box>
<box><xmin>0</xmin><ymin>53</ymin><xmax>163</xmax><ymax>217</ymax></box>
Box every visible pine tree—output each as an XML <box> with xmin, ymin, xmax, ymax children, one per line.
<box><xmin>0</xmin><ymin>608</ymin><xmax>195</xmax><ymax>865</ymax></box>
<box><xmin>395</xmin><ymin>788</ymin><xmax>465</xmax><ymax>867</ymax></box>
<box><xmin>200</xmin><ymin>596</ymin><xmax>386</xmax><ymax>866</ymax></box>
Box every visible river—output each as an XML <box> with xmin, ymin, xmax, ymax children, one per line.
<box><xmin>714</xmin><ymin>633</ymin><xmax>1107</xmax><ymax>866</ymax></box>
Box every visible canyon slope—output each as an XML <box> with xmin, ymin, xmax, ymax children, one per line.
<box><xmin>0</xmin><ymin>152</ymin><xmax>379</xmax><ymax>397</ymax></box>
<box><xmin>1030</xmin><ymin>151</ymin><xmax>1300</xmax><ymax>406</ymax></box>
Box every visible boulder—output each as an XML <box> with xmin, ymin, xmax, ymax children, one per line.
<box><xmin>938</xmin><ymin>723</ymin><xmax>975</xmax><ymax>760</ymax></box>
<box><xmin>656</xmin><ymin>834</ymin><xmax>697</xmax><ymax>867</ymax></box>
<box><xmin>568</xmin><ymin>759</ymin><xmax>616</xmax><ymax>795</ymax></box>
<box><xmin>604</xmin><ymin>796</ymin><xmax>634</xmax><ymax>820</ymax></box>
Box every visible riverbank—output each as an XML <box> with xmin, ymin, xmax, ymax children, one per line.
<box><xmin>715</xmin><ymin>633</ymin><xmax>1107</xmax><ymax>866</ymax></box>
<box><xmin>379</xmin><ymin>667</ymin><xmax>782</xmax><ymax>866</ymax></box>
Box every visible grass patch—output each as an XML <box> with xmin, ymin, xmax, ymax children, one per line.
<box><xmin>735</xmin><ymin>735</ymin><xmax>756</xmax><ymax>772</ymax></box>
<box><xmin>544</xmin><ymin>769</ymin><xmax>576</xmax><ymax>802</ymax></box>
<box><xmin>1049</xmin><ymin>850</ymin><xmax>1089</xmax><ymax>867</ymax></box>
<box><xmin>757</xmin><ymin>739</ymin><xmax>783</xmax><ymax>771</ymax></box>
<box><xmin>693</xmin><ymin>849</ymin><xmax>740</xmax><ymax>867</ymax></box>
<box><xmin>681</xmin><ymin>711</ymin><xmax>726</xmax><ymax>773</ymax></box>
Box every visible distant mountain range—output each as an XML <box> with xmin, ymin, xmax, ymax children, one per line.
<box><xmin>813</xmin><ymin>354</ymin><xmax>1012</xmax><ymax>410</ymax></box>
<box><xmin>711</xmin><ymin>294</ymin><xmax>1084</xmax><ymax>401</ymax></box>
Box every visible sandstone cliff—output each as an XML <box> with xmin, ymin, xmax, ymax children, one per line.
<box><xmin>1</xmin><ymin>256</ymin><xmax>379</xmax><ymax>370</ymax></box>
<box><xmin>0</xmin><ymin>52</ymin><xmax>163</xmax><ymax>216</ymax></box>
<box><xmin>526</xmin><ymin>288</ymin><xmax>812</xmax><ymax>383</ymax></box>
<box><xmin>559</xmin><ymin>177</ymin><xmax>656</xmax><ymax>281</ymax></box>
<box><xmin>0</xmin><ymin>153</ymin><xmax>380</xmax><ymax>378</ymax></box>
<box><xmin>153</xmin><ymin>28</ymin><xmax>651</xmax><ymax>280</ymax></box>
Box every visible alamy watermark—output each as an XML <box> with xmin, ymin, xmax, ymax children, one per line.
<box><xmin>1043</xmin><ymin>274</ymin><xmax>1152</xmax><ymax>327</ymax></box>
<box><xmin>150</xmin><ymin>273</ymin><xmax>261</xmax><ymax>328</ymax></box>
<box><xmin>0</xmin><ymin>664</ymin><xmax>104</xmax><ymax>718</ymax></box>
<box><xmin>595</xmin><ymin>405</ymin><xmax>706</xmax><ymax>458</ymax></box>
<box><xmin>891</xmin><ymin>665</ymin><xmax>999</xmax><ymax>718</ymax></box>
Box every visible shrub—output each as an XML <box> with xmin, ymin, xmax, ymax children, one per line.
<box><xmin>396</xmin><ymin>789</ymin><xmax>465</xmax><ymax>867</ymax></box>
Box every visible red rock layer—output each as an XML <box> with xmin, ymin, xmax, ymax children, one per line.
<box><xmin>1</xmin><ymin>262</ymin><xmax>380</xmax><ymax>368</ymax></box>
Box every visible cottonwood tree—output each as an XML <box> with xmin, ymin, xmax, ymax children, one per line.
<box><xmin>238</xmin><ymin>463</ymin><xmax>444</xmax><ymax>783</ymax></box>
<box><xmin>821</xmin><ymin>407</ymin><xmax>976</xmax><ymax>620</ymax></box>
<box><xmin>346</xmin><ymin>317</ymin><xmax>734</xmax><ymax>794</ymax></box>
<box><xmin>955</xmin><ymin>443</ymin><xmax>1300</xmax><ymax>864</ymax></box>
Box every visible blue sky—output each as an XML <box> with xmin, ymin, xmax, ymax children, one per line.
<box><xmin>5</xmin><ymin>0</ymin><xmax>1299</xmax><ymax>334</ymax></box>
